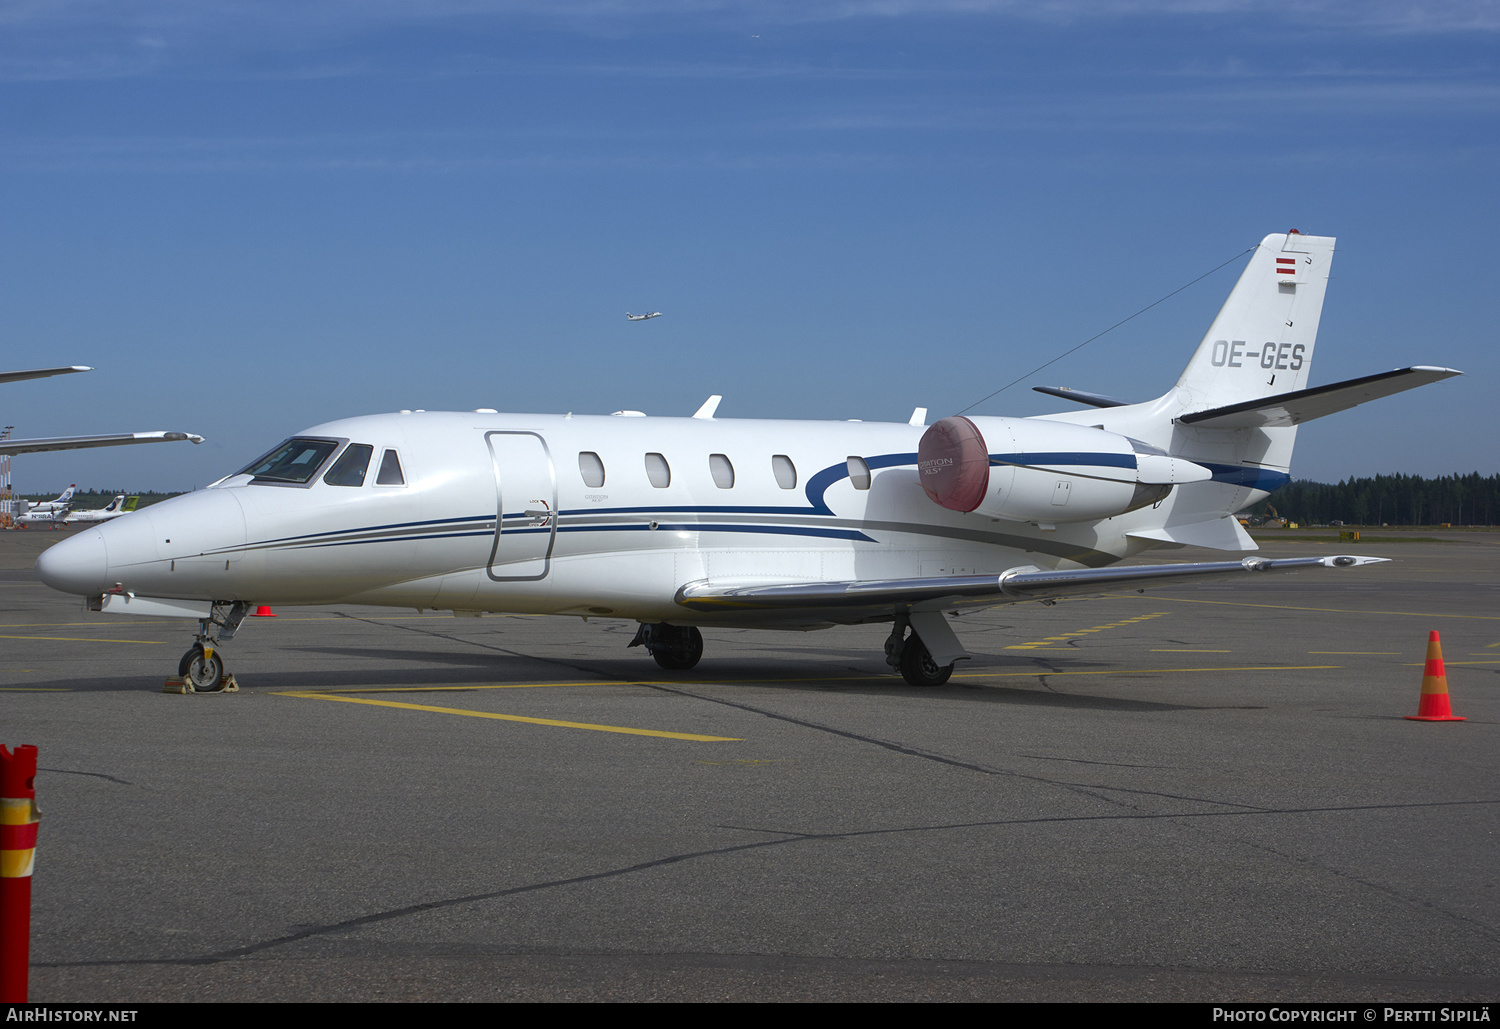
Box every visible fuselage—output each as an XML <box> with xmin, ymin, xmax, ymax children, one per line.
<box><xmin>36</xmin><ymin>409</ymin><xmax>1269</xmax><ymax>627</ymax></box>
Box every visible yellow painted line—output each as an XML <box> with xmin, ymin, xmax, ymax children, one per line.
<box><xmin>0</xmin><ymin>634</ymin><xmax>165</xmax><ymax>644</ymax></box>
<box><xmin>953</xmin><ymin>664</ymin><xmax>1341</xmax><ymax>679</ymax></box>
<box><xmin>1005</xmin><ymin>610</ymin><xmax>1171</xmax><ymax>650</ymax></box>
<box><xmin>0</xmin><ymin>688</ymin><xmax>71</xmax><ymax>692</ymax></box>
<box><xmin>283</xmin><ymin>682</ymin><xmax>602</xmax><ymax>694</ymax></box>
<box><xmin>0</xmin><ymin>621</ymin><xmax>188</xmax><ymax>629</ymax></box>
<box><xmin>1400</xmin><ymin>660</ymin><xmax>1500</xmax><ymax>667</ymax></box>
<box><xmin>1113</xmin><ymin>594</ymin><xmax>1500</xmax><ymax>621</ymax></box>
<box><xmin>0</xmin><ymin>613</ymin><xmax>496</xmax><ymax>629</ymax></box>
<box><xmin>1310</xmin><ymin>651</ymin><xmax>1401</xmax><ymax>655</ymax></box>
<box><xmin>1151</xmin><ymin>649</ymin><xmax>1231</xmax><ymax>653</ymax></box>
<box><xmin>273</xmin><ymin>691</ymin><xmax>741</xmax><ymax>741</ymax></box>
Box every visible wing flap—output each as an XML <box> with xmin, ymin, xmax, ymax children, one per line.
<box><xmin>675</xmin><ymin>555</ymin><xmax>1388</xmax><ymax>614</ymax></box>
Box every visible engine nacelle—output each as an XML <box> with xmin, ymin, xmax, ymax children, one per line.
<box><xmin>917</xmin><ymin>415</ymin><xmax>1211</xmax><ymax>525</ymax></box>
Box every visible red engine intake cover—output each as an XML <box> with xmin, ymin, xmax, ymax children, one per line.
<box><xmin>918</xmin><ymin>416</ymin><xmax>991</xmax><ymax>513</ymax></box>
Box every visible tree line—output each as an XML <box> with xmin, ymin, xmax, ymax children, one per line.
<box><xmin>1246</xmin><ymin>473</ymin><xmax>1500</xmax><ymax>526</ymax></box>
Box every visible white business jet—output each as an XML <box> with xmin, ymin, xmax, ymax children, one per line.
<box><xmin>0</xmin><ymin>365</ymin><xmax>204</xmax><ymax>457</ymax></box>
<box><xmin>37</xmin><ymin>231</ymin><xmax>1460</xmax><ymax>691</ymax></box>
<box><xmin>626</xmin><ymin>312</ymin><xmax>661</xmax><ymax>321</ymax></box>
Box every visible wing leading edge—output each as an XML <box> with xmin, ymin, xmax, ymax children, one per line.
<box><xmin>0</xmin><ymin>431</ymin><xmax>206</xmax><ymax>456</ymax></box>
<box><xmin>675</xmin><ymin>555</ymin><xmax>1388</xmax><ymax>617</ymax></box>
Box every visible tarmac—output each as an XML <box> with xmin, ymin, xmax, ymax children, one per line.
<box><xmin>1</xmin><ymin>526</ymin><xmax>1496</xmax><ymax>1002</ymax></box>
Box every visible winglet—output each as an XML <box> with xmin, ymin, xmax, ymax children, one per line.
<box><xmin>692</xmin><ymin>395</ymin><xmax>722</xmax><ymax>420</ymax></box>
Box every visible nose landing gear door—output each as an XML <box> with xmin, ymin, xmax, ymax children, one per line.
<box><xmin>485</xmin><ymin>431</ymin><xmax>558</xmax><ymax>582</ymax></box>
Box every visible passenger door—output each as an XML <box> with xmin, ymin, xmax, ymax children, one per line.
<box><xmin>485</xmin><ymin>431</ymin><xmax>557</xmax><ymax>581</ymax></box>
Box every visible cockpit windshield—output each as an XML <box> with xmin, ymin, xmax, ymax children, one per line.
<box><xmin>239</xmin><ymin>438</ymin><xmax>342</xmax><ymax>484</ymax></box>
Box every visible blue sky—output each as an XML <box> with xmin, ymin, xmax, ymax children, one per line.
<box><xmin>3</xmin><ymin>1</ymin><xmax>1496</xmax><ymax>492</ymax></box>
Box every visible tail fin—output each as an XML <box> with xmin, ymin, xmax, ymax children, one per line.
<box><xmin>1175</xmin><ymin>231</ymin><xmax>1335</xmax><ymax>411</ymax></box>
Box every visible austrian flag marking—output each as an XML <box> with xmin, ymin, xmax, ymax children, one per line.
<box><xmin>1275</xmin><ymin>257</ymin><xmax>1298</xmax><ymax>277</ymax></box>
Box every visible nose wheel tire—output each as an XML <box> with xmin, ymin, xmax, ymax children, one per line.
<box><xmin>898</xmin><ymin>636</ymin><xmax>953</xmax><ymax>688</ymax></box>
<box><xmin>179</xmin><ymin>645</ymin><xmax>226</xmax><ymax>693</ymax></box>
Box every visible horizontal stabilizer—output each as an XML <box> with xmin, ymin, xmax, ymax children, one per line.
<box><xmin>1032</xmin><ymin>385</ymin><xmax>1133</xmax><ymax>409</ymax></box>
<box><xmin>675</xmin><ymin>555</ymin><xmax>1385</xmax><ymax>615</ymax></box>
<box><xmin>1127</xmin><ymin>515</ymin><xmax>1256</xmax><ymax>551</ymax></box>
<box><xmin>0</xmin><ymin>431</ymin><xmax>205</xmax><ymax>456</ymax></box>
<box><xmin>1178</xmin><ymin>366</ymin><xmax>1461</xmax><ymax>428</ymax></box>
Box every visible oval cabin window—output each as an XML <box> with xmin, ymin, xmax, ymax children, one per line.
<box><xmin>578</xmin><ymin>452</ymin><xmax>605</xmax><ymax>488</ymax></box>
<box><xmin>645</xmin><ymin>453</ymin><xmax>671</xmax><ymax>488</ymax></box>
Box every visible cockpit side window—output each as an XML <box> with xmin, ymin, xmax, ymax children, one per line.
<box><xmin>240</xmin><ymin>438</ymin><xmax>342</xmax><ymax>484</ymax></box>
<box><xmin>324</xmin><ymin>444</ymin><xmax>374</xmax><ymax>487</ymax></box>
<box><xmin>376</xmin><ymin>449</ymin><xmax>406</xmax><ymax>486</ymax></box>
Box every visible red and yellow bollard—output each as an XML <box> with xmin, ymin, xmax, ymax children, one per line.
<box><xmin>1</xmin><ymin>744</ymin><xmax>39</xmax><ymax>1003</ymax></box>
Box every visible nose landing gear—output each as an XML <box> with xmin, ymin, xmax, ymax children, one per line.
<box><xmin>171</xmin><ymin>601</ymin><xmax>250</xmax><ymax>693</ymax></box>
<box><xmin>179</xmin><ymin>644</ymin><xmax>225</xmax><ymax>691</ymax></box>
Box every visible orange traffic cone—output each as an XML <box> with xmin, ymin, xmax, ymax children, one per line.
<box><xmin>1405</xmin><ymin>630</ymin><xmax>1465</xmax><ymax>722</ymax></box>
<box><xmin>252</xmin><ymin>605</ymin><xmax>277</xmax><ymax>618</ymax></box>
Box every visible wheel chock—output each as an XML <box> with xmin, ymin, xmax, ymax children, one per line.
<box><xmin>161</xmin><ymin>673</ymin><xmax>240</xmax><ymax>695</ymax></box>
<box><xmin>1404</xmin><ymin>630</ymin><xmax>1465</xmax><ymax>722</ymax></box>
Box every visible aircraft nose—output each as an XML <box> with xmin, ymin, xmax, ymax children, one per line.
<box><xmin>36</xmin><ymin>528</ymin><xmax>110</xmax><ymax>596</ymax></box>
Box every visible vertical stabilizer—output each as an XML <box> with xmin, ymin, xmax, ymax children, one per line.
<box><xmin>1175</xmin><ymin>231</ymin><xmax>1335</xmax><ymax>411</ymax></box>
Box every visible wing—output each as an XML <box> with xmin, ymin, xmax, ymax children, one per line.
<box><xmin>0</xmin><ymin>365</ymin><xmax>91</xmax><ymax>385</ymax></box>
<box><xmin>675</xmin><ymin>555</ymin><xmax>1387</xmax><ymax>620</ymax></box>
<box><xmin>0</xmin><ymin>431</ymin><xmax>205</xmax><ymax>456</ymax></box>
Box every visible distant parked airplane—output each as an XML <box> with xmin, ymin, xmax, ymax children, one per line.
<box><xmin>65</xmin><ymin>494</ymin><xmax>139</xmax><ymax>525</ymax></box>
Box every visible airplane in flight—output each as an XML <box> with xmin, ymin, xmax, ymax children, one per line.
<box><xmin>0</xmin><ymin>365</ymin><xmax>204</xmax><ymax>456</ymax></box>
<box><xmin>626</xmin><ymin>312</ymin><xmax>661</xmax><ymax>321</ymax></box>
<box><xmin>64</xmin><ymin>494</ymin><xmax>139</xmax><ymax>525</ymax></box>
<box><xmin>37</xmin><ymin>231</ymin><xmax>1460</xmax><ymax>691</ymax></box>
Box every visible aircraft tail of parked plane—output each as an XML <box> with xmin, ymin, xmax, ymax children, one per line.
<box><xmin>27</xmin><ymin>484</ymin><xmax>78</xmax><ymax>514</ymax></box>
<box><xmin>1023</xmin><ymin>231</ymin><xmax>1458</xmax><ymax>551</ymax></box>
<box><xmin>36</xmin><ymin>230</ymin><xmax>1462</xmax><ymax>690</ymax></box>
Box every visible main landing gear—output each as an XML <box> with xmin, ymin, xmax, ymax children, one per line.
<box><xmin>627</xmin><ymin>615</ymin><xmax>958</xmax><ymax>687</ymax></box>
<box><xmin>885</xmin><ymin>613</ymin><xmax>955</xmax><ymax>688</ymax></box>
<box><xmin>629</xmin><ymin>622</ymin><xmax>704</xmax><ymax>671</ymax></box>
<box><xmin>176</xmin><ymin>601</ymin><xmax>250</xmax><ymax>692</ymax></box>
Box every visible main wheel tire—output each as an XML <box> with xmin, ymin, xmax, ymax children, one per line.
<box><xmin>180</xmin><ymin>645</ymin><xmax>225</xmax><ymax>692</ymax></box>
<box><xmin>651</xmin><ymin>626</ymin><xmax>704</xmax><ymax>671</ymax></box>
<box><xmin>898</xmin><ymin>636</ymin><xmax>953</xmax><ymax>687</ymax></box>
